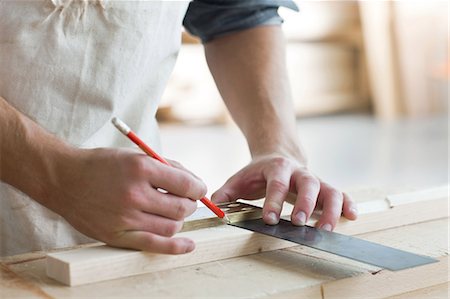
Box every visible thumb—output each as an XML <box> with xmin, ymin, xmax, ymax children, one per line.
<box><xmin>212</xmin><ymin>170</ymin><xmax>267</xmax><ymax>203</ymax></box>
<box><xmin>211</xmin><ymin>177</ymin><xmax>242</xmax><ymax>203</ymax></box>
<box><xmin>211</xmin><ymin>186</ymin><xmax>236</xmax><ymax>204</ymax></box>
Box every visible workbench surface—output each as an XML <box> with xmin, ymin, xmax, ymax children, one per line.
<box><xmin>1</xmin><ymin>187</ymin><xmax>448</xmax><ymax>298</ymax></box>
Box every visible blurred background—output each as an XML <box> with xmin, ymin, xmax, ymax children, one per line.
<box><xmin>158</xmin><ymin>0</ymin><xmax>448</xmax><ymax>197</ymax></box>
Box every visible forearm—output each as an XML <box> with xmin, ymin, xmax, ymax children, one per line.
<box><xmin>205</xmin><ymin>25</ymin><xmax>305</xmax><ymax>163</ymax></box>
<box><xmin>1</xmin><ymin>96</ymin><xmax>205</xmax><ymax>253</ymax></box>
<box><xmin>0</xmin><ymin>96</ymin><xmax>74</xmax><ymax>209</ymax></box>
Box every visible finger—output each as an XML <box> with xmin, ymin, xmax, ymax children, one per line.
<box><xmin>290</xmin><ymin>172</ymin><xmax>320</xmax><ymax>226</ymax></box>
<box><xmin>211</xmin><ymin>172</ymin><xmax>266</xmax><ymax>204</ymax></box>
<box><xmin>262</xmin><ymin>169</ymin><xmax>291</xmax><ymax>225</ymax></box>
<box><xmin>211</xmin><ymin>184</ymin><xmax>239</xmax><ymax>204</ymax></box>
<box><xmin>342</xmin><ymin>192</ymin><xmax>358</xmax><ymax>220</ymax></box>
<box><xmin>138</xmin><ymin>188</ymin><xmax>198</xmax><ymax>220</ymax></box>
<box><xmin>285</xmin><ymin>192</ymin><xmax>298</xmax><ymax>206</ymax></box>
<box><xmin>114</xmin><ymin>231</ymin><xmax>195</xmax><ymax>254</ymax></box>
<box><xmin>131</xmin><ymin>212</ymin><xmax>184</xmax><ymax>237</ymax></box>
<box><xmin>315</xmin><ymin>183</ymin><xmax>344</xmax><ymax>231</ymax></box>
<box><xmin>148</xmin><ymin>163</ymin><xmax>207</xmax><ymax>200</ymax></box>
<box><xmin>166</xmin><ymin>159</ymin><xmax>202</xmax><ymax>181</ymax></box>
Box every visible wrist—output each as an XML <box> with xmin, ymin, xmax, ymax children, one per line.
<box><xmin>39</xmin><ymin>140</ymin><xmax>81</xmax><ymax>213</ymax></box>
<box><xmin>0</xmin><ymin>98</ymin><xmax>79</xmax><ymax>212</ymax></box>
<box><xmin>249</xmin><ymin>138</ymin><xmax>308</xmax><ymax>167</ymax></box>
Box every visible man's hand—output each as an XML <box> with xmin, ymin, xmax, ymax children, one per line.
<box><xmin>1</xmin><ymin>96</ymin><xmax>205</xmax><ymax>254</ymax></box>
<box><xmin>50</xmin><ymin>149</ymin><xmax>206</xmax><ymax>254</ymax></box>
<box><xmin>205</xmin><ymin>26</ymin><xmax>357</xmax><ymax>230</ymax></box>
<box><xmin>212</xmin><ymin>153</ymin><xmax>357</xmax><ymax>231</ymax></box>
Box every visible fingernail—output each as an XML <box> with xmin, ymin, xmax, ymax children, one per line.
<box><xmin>350</xmin><ymin>207</ymin><xmax>358</xmax><ymax>215</ymax></box>
<box><xmin>185</xmin><ymin>241</ymin><xmax>195</xmax><ymax>253</ymax></box>
<box><xmin>265</xmin><ymin>212</ymin><xmax>279</xmax><ymax>225</ymax></box>
<box><xmin>321</xmin><ymin>224</ymin><xmax>332</xmax><ymax>231</ymax></box>
<box><xmin>293</xmin><ymin>211</ymin><xmax>307</xmax><ymax>226</ymax></box>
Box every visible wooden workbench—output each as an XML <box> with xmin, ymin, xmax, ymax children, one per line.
<box><xmin>1</xmin><ymin>187</ymin><xmax>449</xmax><ymax>298</ymax></box>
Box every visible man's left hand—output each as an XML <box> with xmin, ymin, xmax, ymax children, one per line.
<box><xmin>211</xmin><ymin>154</ymin><xmax>358</xmax><ymax>231</ymax></box>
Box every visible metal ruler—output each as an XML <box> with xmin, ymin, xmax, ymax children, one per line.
<box><xmin>220</xmin><ymin>202</ymin><xmax>437</xmax><ymax>271</ymax></box>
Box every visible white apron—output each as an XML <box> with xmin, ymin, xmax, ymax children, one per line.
<box><xmin>0</xmin><ymin>0</ymin><xmax>189</xmax><ymax>256</ymax></box>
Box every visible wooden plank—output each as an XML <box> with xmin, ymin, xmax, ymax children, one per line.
<box><xmin>46</xmin><ymin>225</ymin><xmax>294</xmax><ymax>286</ymax></box>
<box><xmin>359</xmin><ymin>1</ymin><xmax>404</xmax><ymax>118</ymax></box>
<box><xmin>5</xmin><ymin>217</ymin><xmax>448</xmax><ymax>298</ymax></box>
<box><xmin>332</xmin><ymin>196</ymin><xmax>447</xmax><ymax>236</ymax></box>
<box><xmin>386</xmin><ymin>185</ymin><xmax>448</xmax><ymax>207</ymax></box>
<box><xmin>286</xmin><ymin>43</ymin><xmax>367</xmax><ymax>116</ymax></box>
<box><xmin>316</xmin><ymin>184</ymin><xmax>448</xmax><ymax>236</ymax></box>
<box><xmin>286</xmin><ymin>217</ymin><xmax>449</xmax><ymax>274</ymax></box>
<box><xmin>392</xmin><ymin>1</ymin><xmax>448</xmax><ymax>117</ymax></box>
<box><xmin>386</xmin><ymin>282</ymin><xmax>449</xmax><ymax>299</ymax></box>
<box><xmin>322</xmin><ymin>256</ymin><xmax>449</xmax><ymax>299</ymax></box>
<box><xmin>279</xmin><ymin>217</ymin><xmax>449</xmax><ymax>299</ymax></box>
<box><xmin>266</xmin><ymin>268</ymin><xmax>449</xmax><ymax>299</ymax></box>
<box><xmin>10</xmin><ymin>248</ymin><xmax>358</xmax><ymax>299</ymax></box>
<box><xmin>0</xmin><ymin>263</ymin><xmax>53</xmax><ymax>299</ymax></box>
<box><xmin>321</xmin><ymin>217</ymin><xmax>449</xmax><ymax>299</ymax></box>
<box><xmin>46</xmin><ymin>187</ymin><xmax>448</xmax><ymax>286</ymax></box>
<box><xmin>265</xmin><ymin>285</ymin><xmax>322</xmax><ymax>299</ymax></box>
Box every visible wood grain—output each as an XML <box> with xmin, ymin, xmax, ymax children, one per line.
<box><xmin>47</xmin><ymin>225</ymin><xmax>293</xmax><ymax>286</ymax></box>
<box><xmin>0</xmin><ymin>187</ymin><xmax>446</xmax><ymax>298</ymax></box>
<box><xmin>359</xmin><ymin>1</ymin><xmax>403</xmax><ymax>118</ymax></box>
<box><xmin>323</xmin><ymin>256</ymin><xmax>449</xmax><ymax>299</ymax></box>
<box><xmin>46</xmin><ymin>187</ymin><xmax>448</xmax><ymax>286</ymax></box>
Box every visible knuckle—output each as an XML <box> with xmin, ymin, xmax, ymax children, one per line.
<box><xmin>343</xmin><ymin>192</ymin><xmax>354</xmax><ymax>203</ymax></box>
<box><xmin>181</xmin><ymin>177</ymin><xmax>205</xmax><ymax>200</ymax></box>
<box><xmin>173</xmin><ymin>200</ymin><xmax>197</xmax><ymax>219</ymax></box>
<box><xmin>174</xmin><ymin>202</ymin><xmax>188</xmax><ymax>219</ymax></box>
<box><xmin>141</xmin><ymin>234</ymin><xmax>157</xmax><ymax>250</ymax></box>
<box><xmin>299</xmin><ymin>175</ymin><xmax>319</xmax><ymax>187</ymax></box>
<box><xmin>179</xmin><ymin>176</ymin><xmax>194</xmax><ymax>194</ymax></box>
<box><xmin>269</xmin><ymin>179</ymin><xmax>288</xmax><ymax>193</ymax></box>
<box><xmin>198</xmin><ymin>182</ymin><xmax>207</xmax><ymax>198</ymax></box>
<box><xmin>297</xmin><ymin>197</ymin><xmax>316</xmax><ymax>213</ymax></box>
<box><xmin>271</xmin><ymin>157</ymin><xmax>290</xmax><ymax>168</ymax></box>
<box><xmin>117</xmin><ymin>214</ymin><xmax>132</xmax><ymax>228</ymax></box>
<box><xmin>185</xmin><ymin>200</ymin><xmax>198</xmax><ymax>216</ymax></box>
<box><xmin>164</xmin><ymin>221</ymin><xmax>183</xmax><ymax>237</ymax></box>
<box><xmin>122</xmin><ymin>186</ymin><xmax>142</xmax><ymax>205</ymax></box>
<box><xmin>165</xmin><ymin>240</ymin><xmax>181</xmax><ymax>254</ymax></box>
<box><xmin>302</xmin><ymin>196</ymin><xmax>316</xmax><ymax>205</ymax></box>
<box><xmin>328</xmin><ymin>189</ymin><xmax>343</xmax><ymax>201</ymax></box>
<box><xmin>128</xmin><ymin>155</ymin><xmax>149</xmax><ymax>176</ymax></box>
<box><xmin>165</xmin><ymin>239</ymin><xmax>193</xmax><ymax>255</ymax></box>
<box><xmin>266</xmin><ymin>200</ymin><xmax>282</xmax><ymax>212</ymax></box>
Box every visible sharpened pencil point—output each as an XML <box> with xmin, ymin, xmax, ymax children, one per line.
<box><xmin>224</xmin><ymin>215</ymin><xmax>231</xmax><ymax>224</ymax></box>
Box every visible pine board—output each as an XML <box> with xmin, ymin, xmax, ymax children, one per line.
<box><xmin>3</xmin><ymin>218</ymin><xmax>448</xmax><ymax>298</ymax></box>
<box><xmin>0</xmin><ymin>186</ymin><xmax>448</xmax><ymax>298</ymax></box>
<box><xmin>46</xmin><ymin>186</ymin><xmax>448</xmax><ymax>286</ymax></box>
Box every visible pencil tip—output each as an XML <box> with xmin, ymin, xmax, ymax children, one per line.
<box><xmin>223</xmin><ymin>215</ymin><xmax>231</xmax><ymax>224</ymax></box>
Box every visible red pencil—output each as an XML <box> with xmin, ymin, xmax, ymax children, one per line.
<box><xmin>112</xmin><ymin>117</ymin><xmax>229</xmax><ymax>222</ymax></box>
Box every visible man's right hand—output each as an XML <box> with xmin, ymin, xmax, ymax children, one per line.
<box><xmin>50</xmin><ymin>148</ymin><xmax>206</xmax><ymax>254</ymax></box>
<box><xmin>0</xmin><ymin>96</ymin><xmax>205</xmax><ymax>254</ymax></box>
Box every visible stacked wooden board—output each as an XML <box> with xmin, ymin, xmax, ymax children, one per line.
<box><xmin>0</xmin><ymin>186</ymin><xmax>448</xmax><ymax>298</ymax></box>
